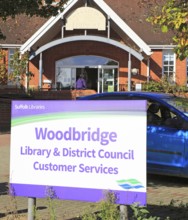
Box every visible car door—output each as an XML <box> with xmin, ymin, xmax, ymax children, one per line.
<box><xmin>86</xmin><ymin>93</ymin><xmax>187</xmax><ymax>176</ymax></box>
<box><xmin>147</xmin><ymin>103</ymin><xmax>186</xmax><ymax>176</ymax></box>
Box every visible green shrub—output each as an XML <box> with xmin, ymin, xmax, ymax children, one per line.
<box><xmin>142</xmin><ymin>76</ymin><xmax>187</xmax><ymax>94</ymax></box>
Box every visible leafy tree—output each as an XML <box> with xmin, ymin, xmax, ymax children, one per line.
<box><xmin>9</xmin><ymin>49</ymin><xmax>34</xmax><ymax>90</ymax></box>
<box><xmin>0</xmin><ymin>0</ymin><xmax>68</xmax><ymax>39</ymax></box>
<box><xmin>0</xmin><ymin>1</ymin><xmax>68</xmax><ymax>89</ymax></box>
<box><xmin>0</xmin><ymin>0</ymin><xmax>68</xmax><ymax>19</ymax></box>
<box><xmin>139</xmin><ymin>0</ymin><xmax>188</xmax><ymax>60</ymax></box>
<box><xmin>0</xmin><ymin>49</ymin><xmax>8</xmax><ymax>84</ymax></box>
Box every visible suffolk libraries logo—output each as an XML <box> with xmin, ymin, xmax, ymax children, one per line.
<box><xmin>14</xmin><ymin>104</ymin><xmax>45</xmax><ymax>110</ymax></box>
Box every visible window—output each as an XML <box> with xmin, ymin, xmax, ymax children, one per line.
<box><xmin>8</xmin><ymin>49</ymin><xmax>15</xmax><ymax>85</ymax></box>
<box><xmin>56</xmin><ymin>55</ymin><xmax>119</xmax><ymax>92</ymax></box>
<box><xmin>8</xmin><ymin>48</ymin><xmax>20</xmax><ymax>86</ymax></box>
<box><xmin>8</xmin><ymin>49</ymin><xmax>15</xmax><ymax>74</ymax></box>
<box><xmin>163</xmin><ymin>50</ymin><xmax>175</xmax><ymax>82</ymax></box>
<box><xmin>147</xmin><ymin>101</ymin><xmax>179</xmax><ymax>128</ymax></box>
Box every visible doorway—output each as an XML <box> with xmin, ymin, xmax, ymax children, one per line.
<box><xmin>76</xmin><ymin>68</ymin><xmax>98</xmax><ymax>91</ymax></box>
<box><xmin>98</xmin><ymin>67</ymin><xmax>118</xmax><ymax>93</ymax></box>
<box><xmin>56</xmin><ymin>55</ymin><xmax>119</xmax><ymax>93</ymax></box>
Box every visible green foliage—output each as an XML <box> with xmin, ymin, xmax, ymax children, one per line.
<box><xmin>9</xmin><ymin>49</ymin><xmax>28</xmax><ymax>82</ymax></box>
<box><xmin>0</xmin><ymin>0</ymin><xmax>69</xmax><ymax>40</ymax></box>
<box><xmin>81</xmin><ymin>198</ymin><xmax>188</xmax><ymax>220</ymax></box>
<box><xmin>6</xmin><ymin>189</ymin><xmax>188</xmax><ymax>219</ymax></box>
<box><xmin>9</xmin><ymin>49</ymin><xmax>34</xmax><ymax>90</ymax></box>
<box><xmin>80</xmin><ymin>191</ymin><xmax>165</xmax><ymax>220</ymax></box>
<box><xmin>97</xmin><ymin>192</ymin><xmax>120</xmax><ymax>220</ymax></box>
<box><xmin>0</xmin><ymin>49</ymin><xmax>8</xmax><ymax>84</ymax></box>
<box><xmin>0</xmin><ymin>0</ymin><xmax>68</xmax><ymax>20</ymax></box>
<box><xmin>142</xmin><ymin>80</ymin><xmax>164</xmax><ymax>93</ymax></box>
<box><xmin>146</xmin><ymin>0</ymin><xmax>188</xmax><ymax>60</ymax></box>
<box><xmin>142</xmin><ymin>75</ymin><xmax>187</xmax><ymax>94</ymax></box>
<box><xmin>130</xmin><ymin>203</ymin><xmax>160</xmax><ymax>220</ymax></box>
<box><xmin>0</xmin><ymin>48</ymin><xmax>34</xmax><ymax>90</ymax></box>
<box><xmin>81</xmin><ymin>191</ymin><xmax>120</xmax><ymax>220</ymax></box>
<box><xmin>81</xmin><ymin>210</ymin><xmax>98</xmax><ymax>220</ymax></box>
<box><xmin>45</xmin><ymin>186</ymin><xmax>58</xmax><ymax>220</ymax></box>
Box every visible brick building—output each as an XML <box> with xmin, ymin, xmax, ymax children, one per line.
<box><xmin>0</xmin><ymin>0</ymin><xmax>188</xmax><ymax>93</ymax></box>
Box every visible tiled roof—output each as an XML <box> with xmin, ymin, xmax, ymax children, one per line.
<box><xmin>105</xmin><ymin>0</ymin><xmax>174</xmax><ymax>45</ymax></box>
<box><xmin>0</xmin><ymin>15</ymin><xmax>47</xmax><ymax>44</ymax></box>
<box><xmin>0</xmin><ymin>0</ymin><xmax>174</xmax><ymax>46</ymax></box>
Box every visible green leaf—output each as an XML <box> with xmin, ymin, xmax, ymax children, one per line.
<box><xmin>161</xmin><ymin>25</ymin><xmax>168</xmax><ymax>32</ymax></box>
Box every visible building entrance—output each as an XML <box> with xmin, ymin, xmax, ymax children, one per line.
<box><xmin>98</xmin><ymin>67</ymin><xmax>118</xmax><ymax>93</ymax></box>
<box><xmin>56</xmin><ymin>55</ymin><xmax>119</xmax><ymax>93</ymax></box>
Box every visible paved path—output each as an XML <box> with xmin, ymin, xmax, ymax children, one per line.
<box><xmin>1</xmin><ymin>133</ymin><xmax>188</xmax><ymax>219</ymax></box>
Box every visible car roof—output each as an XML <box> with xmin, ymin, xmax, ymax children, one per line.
<box><xmin>77</xmin><ymin>91</ymin><xmax>175</xmax><ymax>100</ymax></box>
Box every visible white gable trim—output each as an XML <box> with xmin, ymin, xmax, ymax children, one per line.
<box><xmin>149</xmin><ymin>45</ymin><xmax>176</xmax><ymax>50</ymax></box>
<box><xmin>93</xmin><ymin>0</ymin><xmax>152</xmax><ymax>56</ymax></box>
<box><xmin>21</xmin><ymin>0</ymin><xmax>152</xmax><ymax>56</ymax></box>
<box><xmin>20</xmin><ymin>0</ymin><xmax>77</xmax><ymax>54</ymax></box>
<box><xmin>29</xmin><ymin>36</ymin><xmax>144</xmax><ymax>61</ymax></box>
<box><xmin>0</xmin><ymin>44</ymin><xmax>22</xmax><ymax>48</ymax></box>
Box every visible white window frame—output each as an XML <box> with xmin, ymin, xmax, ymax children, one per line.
<box><xmin>8</xmin><ymin>48</ymin><xmax>15</xmax><ymax>74</ymax></box>
<box><xmin>162</xmin><ymin>50</ymin><xmax>176</xmax><ymax>83</ymax></box>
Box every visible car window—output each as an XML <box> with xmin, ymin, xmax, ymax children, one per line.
<box><xmin>147</xmin><ymin>102</ymin><xmax>162</xmax><ymax>125</ymax></box>
<box><xmin>85</xmin><ymin>94</ymin><xmax>187</xmax><ymax>129</ymax></box>
<box><xmin>147</xmin><ymin>101</ymin><xmax>183</xmax><ymax>129</ymax></box>
<box><xmin>90</xmin><ymin>95</ymin><xmax>132</xmax><ymax>100</ymax></box>
<box><xmin>163</xmin><ymin>96</ymin><xmax>188</xmax><ymax>114</ymax></box>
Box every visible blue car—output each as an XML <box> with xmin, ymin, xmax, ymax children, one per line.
<box><xmin>78</xmin><ymin>91</ymin><xmax>188</xmax><ymax>178</ymax></box>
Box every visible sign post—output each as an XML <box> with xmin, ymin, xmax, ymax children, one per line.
<box><xmin>120</xmin><ymin>205</ymin><xmax>128</xmax><ymax>220</ymax></box>
<box><xmin>28</xmin><ymin>197</ymin><xmax>36</xmax><ymax>220</ymax></box>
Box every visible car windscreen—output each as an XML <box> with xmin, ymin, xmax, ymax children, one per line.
<box><xmin>163</xmin><ymin>96</ymin><xmax>188</xmax><ymax>115</ymax></box>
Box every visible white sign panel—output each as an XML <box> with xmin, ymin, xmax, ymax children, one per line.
<box><xmin>10</xmin><ymin>100</ymin><xmax>147</xmax><ymax>205</ymax></box>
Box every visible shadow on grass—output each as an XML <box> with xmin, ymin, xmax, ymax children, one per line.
<box><xmin>1</xmin><ymin>174</ymin><xmax>188</xmax><ymax>219</ymax></box>
<box><xmin>147</xmin><ymin>173</ymin><xmax>188</xmax><ymax>188</ymax></box>
<box><xmin>0</xmin><ymin>182</ymin><xmax>8</xmax><ymax>195</ymax></box>
<box><xmin>68</xmin><ymin>203</ymin><xmax>188</xmax><ymax>220</ymax></box>
<box><xmin>144</xmin><ymin>203</ymin><xmax>188</xmax><ymax>220</ymax></box>
<box><xmin>0</xmin><ymin>206</ymin><xmax>47</xmax><ymax>219</ymax></box>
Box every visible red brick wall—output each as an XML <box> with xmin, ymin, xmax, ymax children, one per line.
<box><xmin>176</xmin><ymin>58</ymin><xmax>186</xmax><ymax>85</ymax></box>
<box><xmin>1</xmin><ymin>44</ymin><xmax>186</xmax><ymax>90</ymax></box>
<box><xmin>149</xmin><ymin>50</ymin><xmax>163</xmax><ymax>81</ymax></box>
<box><xmin>29</xmin><ymin>41</ymin><xmax>131</xmax><ymax>89</ymax></box>
<box><xmin>32</xmin><ymin>89</ymin><xmax>97</xmax><ymax>100</ymax></box>
<box><xmin>29</xmin><ymin>41</ymin><xmax>155</xmax><ymax>89</ymax></box>
<box><xmin>29</xmin><ymin>60</ymin><xmax>40</xmax><ymax>89</ymax></box>
<box><xmin>29</xmin><ymin>44</ymin><xmax>188</xmax><ymax>89</ymax></box>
